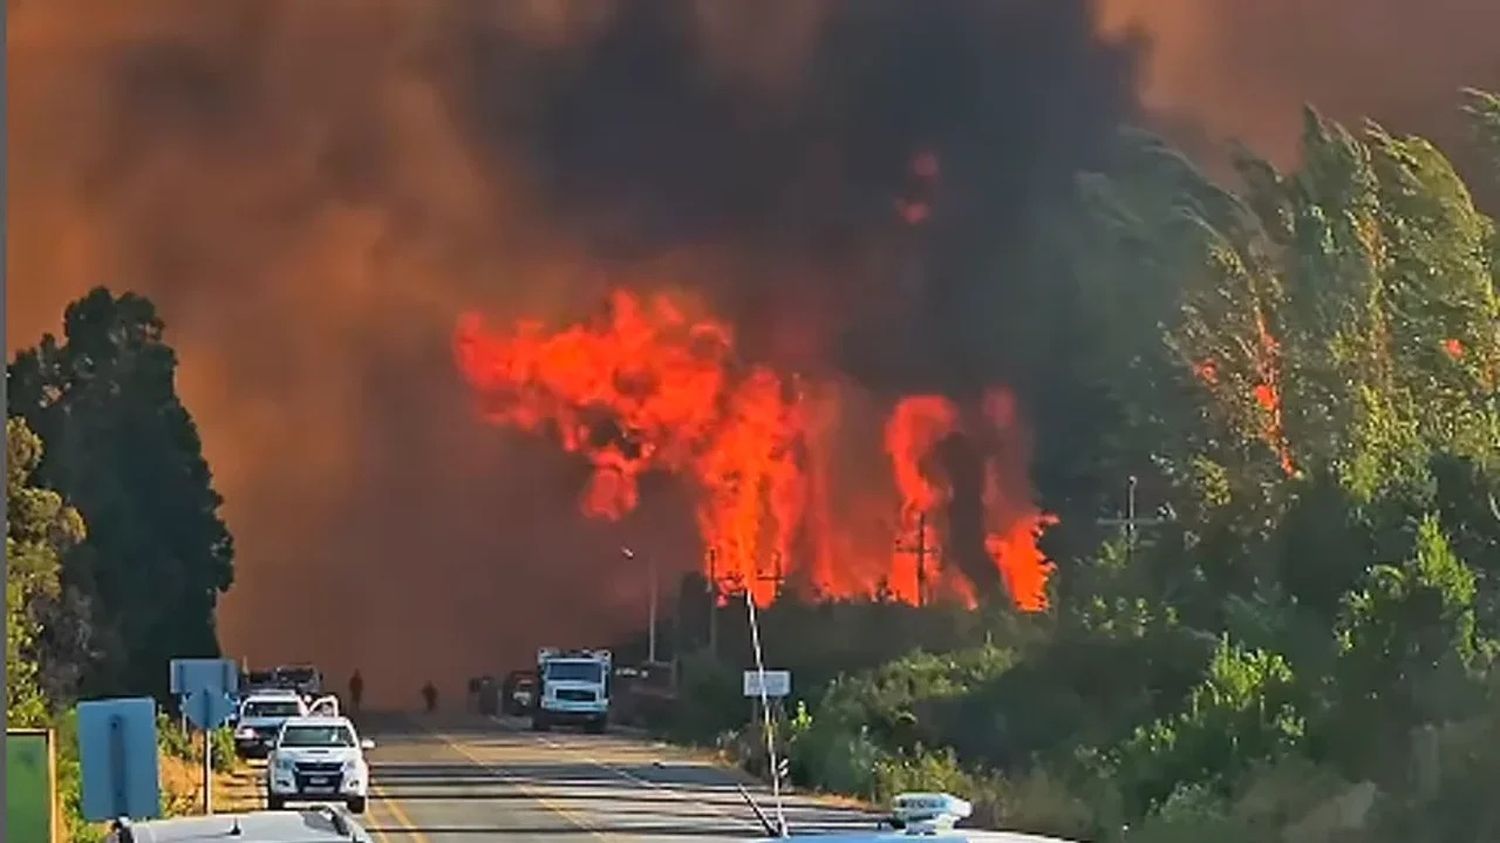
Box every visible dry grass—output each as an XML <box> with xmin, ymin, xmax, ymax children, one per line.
<box><xmin>159</xmin><ymin>752</ymin><xmax>264</xmax><ymax>816</ymax></box>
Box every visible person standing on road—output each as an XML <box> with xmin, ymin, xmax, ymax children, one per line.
<box><xmin>349</xmin><ymin>670</ymin><xmax>364</xmax><ymax>714</ymax></box>
<box><xmin>421</xmin><ymin>680</ymin><xmax>438</xmax><ymax>714</ymax></box>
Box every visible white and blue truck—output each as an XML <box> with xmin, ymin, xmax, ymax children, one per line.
<box><xmin>532</xmin><ymin>648</ymin><xmax>611</xmax><ymax>733</ymax></box>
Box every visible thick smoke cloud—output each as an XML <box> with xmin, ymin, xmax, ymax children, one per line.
<box><xmin>434</xmin><ymin>0</ymin><xmax>1138</xmax><ymax>393</ymax></box>
<box><xmin>10</xmin><ymin>0</ymin><xmax>1496</xmax><ymax>703</ymax></box>
<box><xmin>1098</xmin><ymin>0</ymin><xmax>1500</xmax><ymax>168</ymax></box>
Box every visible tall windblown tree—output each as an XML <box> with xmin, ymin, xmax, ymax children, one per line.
<box><xmin>1045</xmin><ymin>91</ymin><xmax>1500</xmax><ymax>608</ymax></box>
<box><xmin>1027</xmin><ymin>90</ymin><xmax>1500</xmax><ymax>801</ymax></box>
<box><xmin>6</xmin><ymin>417</ymin><xmax>86</xmax><ymax>724</ymax></box>
<box><xmin>8</xmin><ymin>289</ymin><xmax>234</xmax><ymax>699</ymax></box>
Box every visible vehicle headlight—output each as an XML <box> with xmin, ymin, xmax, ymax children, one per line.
<box><xmin>234</xmin><ymin>726</ymin><xmax>254</xmax><ymax>739</ymax></box>
<box><xmin>273</xmin><ymin>756</ymin><xmax>295</xmax><ymax>773</ymax></box>
<box><xmin>343</xmin><ymin>758</ymin><xmax>364</xmax><ymax>773</ymax></box>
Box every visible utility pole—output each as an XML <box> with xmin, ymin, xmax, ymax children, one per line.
<box><xmin>706</xmin><ymin>547</ymin><xmax>719</xmax><ymax>658</ymax></box>
<box><xmin>622</xmin><ymin>546</ymin><xmax>658</xmax><ymax>663</ymax></box>
<box><xmin>1096</xmin><ymin>475</ymin><xmax>1175</xmax><ymax>565</ymax></box>
<box><xmin>756</xmin><ymin>551</ymin><xmax>785</xmax><ymax>602</ymax></box>
<box><xmin>894</xmin><ymin>510</ymin><xmax>935</xmax><ymax>606</ymax></box>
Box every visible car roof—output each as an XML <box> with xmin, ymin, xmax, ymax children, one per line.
<box><xmin>280</xmin><ymin>716</ymin><xmax>353</xmax><ymax>728</ymax></box>
<box><xmin>244</xmin><ymin>688</ymin><xmax>302</xmax><ymax>699</ymax></box>
<box><xmin>774</xmin><ymin>828</ymin><xmax>1080</xmax><ymax>834</ymax></box>
<box><xmin>116</xmin><ymin>809</ymin><xmax>371</xmax><ymax>842</ymax></box>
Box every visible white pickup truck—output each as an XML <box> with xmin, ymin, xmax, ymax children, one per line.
<box><xmin>234</xmin><ymin>689</ymin><xmax>338</xmax><ymax>758</ymax></box>
<box><xmin>234</xmin><ymin>690</ymin><xmax>308</xmax><ymax>759</ymax></box>
<box><xmin>266</xmin><ymin>716</ymin><xmax>375</xmax><ymax>814</ymax></box>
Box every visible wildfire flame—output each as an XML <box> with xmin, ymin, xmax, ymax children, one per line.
<box><xmin>454</xmin><ymin>289</ymin><xmax>1054</xmax><ymax>609</ymax></box>
<box><xmin>1251</xmin><ymin>309</ymin><xmax>1295</xmax><ymax>476</ymax></box>
<box><xmin>1190</xmin><ymin>309</ymin><xmax>1294</xmax><ymax>477</ymax></box>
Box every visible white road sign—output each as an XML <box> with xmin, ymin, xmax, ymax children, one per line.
<box><xmin>742</xmin><ymin>670</ymin><xmax>791</xmax><ymax>698</ymax></box>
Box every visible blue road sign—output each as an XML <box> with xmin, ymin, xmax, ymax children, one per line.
<box><xmin>184</xmin><ymin>688</ymin><xmax>238</xmax><ymax>731</ymax></box>
<box><xmin>77</xmin><ymin>698</ymin><xmax>160</xmax><ymax>821</ymax></box>
<box><xmin>169</xmin><ymin>658</ymin><xmax>238</xmax><ymax>698</ymax></box>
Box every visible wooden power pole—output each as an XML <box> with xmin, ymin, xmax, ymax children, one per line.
<box><xmin>894</xmin><ymin>510</ymin><xmax>935</xmax><ymax>606</ymax></box>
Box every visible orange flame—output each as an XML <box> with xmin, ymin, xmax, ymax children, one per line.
<box><xmin>1193</xmin><ymin>358</ymin><xmax>1220</xmax><ymax>386</ymax></box>
<box><xmin>981</xmin><ymin>390</ymin><xmax>1057</xmax><ymax>611</ymax></box>
<box><xmin>1252</xmin><ymin>309</ymin><xmax>1295</xmax><ymax>476</ymax></box>
<box><xmin>885</xmin><ymin>396</ymin><xmax>959</xmax><ymax>514</ymax></box>
<box><xmin>455</xmin><ymin>289</ymin><xmax>1053</xmax><ymax>609</ymax></box>
<box><xmin>883</xmin><ymin>391</ymin><xmax>1056</xmax><ymax>609</ymax></box>
<box><xmin>1192</xmin><ymin>314</ymin><xmax>1293</xmax><ymax>477</ymax></box>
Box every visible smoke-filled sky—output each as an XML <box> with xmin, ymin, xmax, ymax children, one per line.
<box><xmin>10</xmin><ymin>0</ymin><xmax>1499</xmax><ymax>704</ymax></box>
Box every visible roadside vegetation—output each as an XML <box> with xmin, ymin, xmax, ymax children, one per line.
<box><xmin>653</xmin><ymin>90</ymin><xmax>1500</xmax><ymax>843</ymax></box>
<box><xmin>7</xmin><ymin>292</ymin><xmax>236</xmax><ymax>838</ymax></box>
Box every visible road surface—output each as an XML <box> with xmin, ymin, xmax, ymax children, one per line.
<box><xmin>357</xmin><ymin>713</ymin><xmax>877</xmax><ymax>842</ymax></box>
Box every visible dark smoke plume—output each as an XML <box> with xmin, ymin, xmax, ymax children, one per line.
<box><xmin>435</xmin><ymin>0</ymin><xmax>1139</xmax><ymax>393</ymax></box>
<box><xmin>11</xmin><ymin>0</ymin><xmax>1496</xmax><ymax>703</ymax></box>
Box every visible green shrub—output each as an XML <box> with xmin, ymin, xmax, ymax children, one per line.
<box><xmin>209</xmin><ymin>727</ymin><xmax>235</xmax><ymax>773</ymax></box>
<box><xmin>788</xmin><ymin>720</ymin><xmax>883</xmax><ymax>795</ymax></box>
<box><xmin>997</xmin><ymin>768</ymin><xmax>1123</xmax><ymax>843</ymax></box>
<box><xmin>1114</xmin><ymin>637</ymin><xmax>1305</xmax><ymax>812</ymax></box>
<box><xmin>55</xmin><ymin>709</ymin><xmax>105</xmax><ymax>843</ymax></box>
<box><xmin>1126</xmin><ymin>782</ymin><xmax>1254</xmax><ymax>843</ymax></box>
<box><xmin>156</xmin><ymin>714</ymin><xmax>237</xmax><ymax>773</ymax></box>
<box><xmin>157</xmin><ymin>713</ymin><xmax>194</xmax><ymax>761</ymax></box>
<box><xmin>872</xmin><ymin>744</ymin><xmax>978</xmax><ymax>801</ymax></box>
<box><xmin>812</xmin><ymin>644</ymin><xmax>1016</xmax><ymax>756</ymax></box>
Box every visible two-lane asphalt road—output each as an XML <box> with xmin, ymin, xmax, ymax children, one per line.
<box><xmin>358</xmin><ymin>714</ymin><xmax>876</xmax><ymax>842</ymax></box>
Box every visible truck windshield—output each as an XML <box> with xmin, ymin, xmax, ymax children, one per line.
<box><xmin>280</xmin><ymin>725</ymin><xmax>355</xmax><ymax>748</ymax></box>
<box><xmin>243</xmin><ymin>701</ymin><xmax>302</xmax><ymax>718</ymax></box>
<box><xmin>545</xmin><ymin>662</ymin><xmax>603</xmax><ymax>683</ymax></box>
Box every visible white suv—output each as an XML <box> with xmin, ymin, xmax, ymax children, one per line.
<box><xmin>266</xmin><ymin>716</ymin><xmax>375</xmax><ymax>814</ymax></box>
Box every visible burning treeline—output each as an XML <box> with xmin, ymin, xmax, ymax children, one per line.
<box><xmin>455</xmin><ymin>288</ymin><xmax>1053</xmax><ymax>610</ymax></box>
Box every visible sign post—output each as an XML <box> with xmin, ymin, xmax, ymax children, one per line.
<box><xmin>171</xmin><ymin>659</ymin><xmax>239</xmax><ymax>814</ymax></box>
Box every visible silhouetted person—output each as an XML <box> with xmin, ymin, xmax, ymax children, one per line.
<box><xmin>349</xmin><ymin>670</ymin><xmax>364</xmax><ymax>714</ymax></box>
<box><xmin>421</xmin><ymin>680</ymin><xmax>438</xmax><ymax>714</ymax></box>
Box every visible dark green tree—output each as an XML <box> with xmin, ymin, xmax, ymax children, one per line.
<box><xmin>8</xmin><ymin>288</ymin><xmax>234</xmax><ymax>699</ymax></box>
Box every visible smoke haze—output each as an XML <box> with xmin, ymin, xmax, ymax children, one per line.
<box><xmin>9</xmin><ymin>0</ymin><xmax>1497</xmax><ymax>704</ymax></box>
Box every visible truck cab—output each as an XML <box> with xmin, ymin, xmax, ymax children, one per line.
<box><xmin>274</xmin><ymin>663</ymin><xmax>324</xmax><ymax>698</ymax></box>
<box><xmin>533</xmin><ymin>648</ymin><xmax>610</xmax><ymax>733</ymax></box>
<box><xmin>502</xmin><ymin>669</ymin><xmax>538</xmax><ymax>715</ymax></box>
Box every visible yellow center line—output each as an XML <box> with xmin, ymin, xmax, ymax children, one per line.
<box><xmin>370</xmin><ymin>779</ymin><xmax>429</xmax><ymax>843</ymax></box>
<box><xmin>424</xmin><ymin>725</ymin><xmax>611</xmax><ymax>840</ymax></box>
